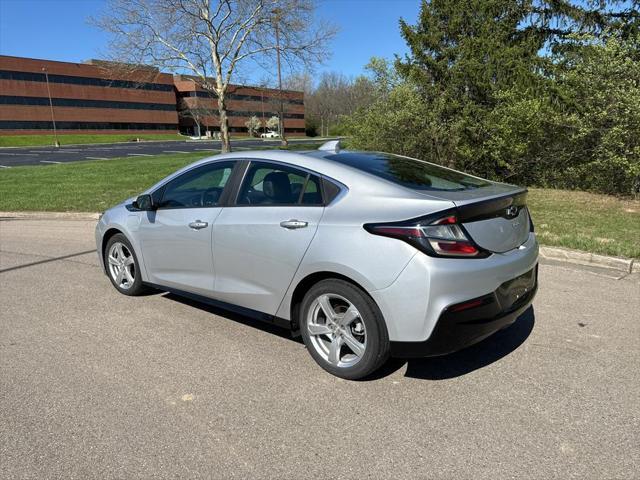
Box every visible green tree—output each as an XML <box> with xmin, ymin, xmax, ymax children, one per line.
<box><xmin>395</xmin><ymin>0</ymin><xmax>552</xmax><ymax>173</ymax></box>
<box><xmin>551</xmin><ymin>33</ymin><xmax>640</xmax><ymax>194</ymax></box>
<box><xmin>345</xmin><ymin>0</ymin><xmax>640</xmax><ymax>195</ymax></box>
<box><xmin>345</xmin><ymin>84</ymin><xmax>451</xmax><ymax>162</ymax></box>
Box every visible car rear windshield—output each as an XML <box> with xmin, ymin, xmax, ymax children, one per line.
<box><xmin>326</xmin><ymin>152</ymin><xmax>490</xmax><ymax>191</ymax></box>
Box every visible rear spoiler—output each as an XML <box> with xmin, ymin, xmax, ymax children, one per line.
<box><xmin>457</xmin><ymin>190</ymin><xmax>528</xmax><ymax>222</ymax></box>
<box><xmin>318</xmin><ymin>140</ymin><xmax>341</xmax><ymax>153</ymax></box>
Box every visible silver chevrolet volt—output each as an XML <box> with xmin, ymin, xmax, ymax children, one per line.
<box><xmin>96</xmin><ymin>141</ymin><xmax>538</xmax><ymax>379</ymax></box>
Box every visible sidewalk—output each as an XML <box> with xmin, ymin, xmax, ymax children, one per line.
<box><xmin>2</xmin><ymin>210</ymin><xmax>637</xmax><ymax>274</ymax></box>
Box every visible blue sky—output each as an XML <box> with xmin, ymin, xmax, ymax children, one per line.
<box><xmin>0</xmin><ymin>0</ymin><xmax>420</xmax><ymax>83</ymax></box>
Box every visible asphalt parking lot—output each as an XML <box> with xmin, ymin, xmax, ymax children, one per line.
<box><xmin>1</xmin><ymin>216</ymin><xmax>638</xmax><ymax>479</ymax></box>
<box><xmin>0</xmin><ymin>137</ymin><xmax>325</xmax><ymax>168</ymax></box>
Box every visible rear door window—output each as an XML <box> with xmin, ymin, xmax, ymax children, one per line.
<box><xmin>300</xmin><ymin>175</ymin><xmax>323</xmax><ymax>205</ymax></box>
<box><xmin>237</xmin><ymin>161</ymin><xmax>323</xmax><ymax>206</ymax></box>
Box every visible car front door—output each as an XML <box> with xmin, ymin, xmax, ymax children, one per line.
<box><xmin>137</xmin><ymin>160</ymin><xmax>236</xmax><ymax>296</ymax></box>
<box><xmin>212</xmin><ymin>160</ymin><xmax>326</xmax><ymax>315</ymax></box>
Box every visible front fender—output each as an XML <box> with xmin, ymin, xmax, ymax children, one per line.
<box><xmin>96</xmin><ymin>206</ymin><xmax>150</xmax><ymax>282</ymax></box>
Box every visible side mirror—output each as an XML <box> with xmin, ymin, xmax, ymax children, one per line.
<box><xmin>133</xmin><ymin>194</ymin><xmax>155</xmax><ymax>211</ymax></box>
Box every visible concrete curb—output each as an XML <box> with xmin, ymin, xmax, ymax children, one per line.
<box><xmin>539</xmin><ymin>246</ymin><xmax>636</xmax><ymax>274</ymax></box>
<box><xmin>1</xmin><ymin>211</ymin><xmax>637</xmax><ymax>273</ymax></box>
<box><xmin>0</xmin><ymin>211</ymin><xmax>99</xmax><ymax>221</ymax></box>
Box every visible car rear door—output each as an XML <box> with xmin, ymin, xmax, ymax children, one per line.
<box><xmin>137</xmin><ymin>160</ymin><xmax>237</xmax><ymax>296</ymax></box>
<box><xmin>212</xmin><ymin>160</ymin><xmax>326</xmax><ymax>315</ymax></box>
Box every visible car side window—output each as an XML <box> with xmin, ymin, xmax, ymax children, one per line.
<box><xmin>158</xmin><ymin>161</ymin><xmax>234</xmax><ymax>209</ymax></box>
<box><xmin>300</xmin><ymin>175</ymin><xmax>323</xmax><ymax>205</ymax></box>
<box><xmin>237</xmin><ymin>161</ymin><xmax>323</xmax><ymax>206</ymax></box>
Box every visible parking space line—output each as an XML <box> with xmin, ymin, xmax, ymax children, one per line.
<box><xmin>40</xmin><ymin>160</ymin><xmax>62</xmax><ymax>164</ymax></box>
<box><xmin>127</xmin><ymin>153</ymin><xmax>153</xmax><ymax>156</ymax></box>
<box><xmin>1</xmin><ymin>152</ymin><xmax>33</xmax><ymax>156</ymax></box>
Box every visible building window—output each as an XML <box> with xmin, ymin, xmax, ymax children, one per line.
<box><xmin>0</xmin><ymin>69</ymin><xmax>174</xmax><ymax>92</ymax></box>
<box><xmin>0</xmin><ymin>95</ymin><xmax>176</xmax><ymax>111</ymax></box>
<box><xmin>177</xmin><ymin>89</ymin><xmax>303</xmax><ymax>105</ymax></box>
<box><xmin>0</xmin><ymin>120</ymin><xmax>178</xmax><ymax>131</ymax></box>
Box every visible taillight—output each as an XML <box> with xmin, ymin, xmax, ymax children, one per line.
<box><xmin>364</xmin><ymin>212</ymin><xmax>489</xmax><ymax>258</ymax></box>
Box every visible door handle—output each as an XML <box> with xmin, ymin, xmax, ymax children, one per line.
<box><xmin>280</xmin><ymin>219</ymin><xmax>308</xmax><ymax>230</ymax></box>
<box><xmin>188</xmin><ymin>220</ymin><xmax>208</xmax><ymax>230</ymax></box>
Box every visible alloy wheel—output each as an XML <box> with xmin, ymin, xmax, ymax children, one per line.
<box><xmin>107</xmin><ymin>242</ymin><xmax>136</xmax><ymax>290</ymax></box>
<box><xmin>306</xmin><ymin>293</ymin><xmax>367</xmax><ymax>368</ymax></box>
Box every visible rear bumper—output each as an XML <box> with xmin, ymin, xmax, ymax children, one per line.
<box><xmin>389</xmin><ymin>265</ymin><xmax>537</xmax><ymax>358</ymax></box>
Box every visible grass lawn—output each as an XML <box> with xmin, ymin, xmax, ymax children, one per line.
<box><xmin>0</xmin><ymin>153</ymin><xmax>638</xmax><ymax>258</ymax></box>
<box><xmin>0</xmin><ymin>133</ymin><xmax>187</xmax><ymax>148</ymax></box>
<box><xmin>0</xmin><ymin>153</ymin><xmax>203</xmax><ymax>212</ymax></box>
<box><xmin>527</xmin><ymin>188</ymin><xmax>639</xmax><ymax>259</ymax></box>
<box><xmin>0</xmin><ymin>143</ymin><xmax>323</xmax><ymax>213</ymax></box>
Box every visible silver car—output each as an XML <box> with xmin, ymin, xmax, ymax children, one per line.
<box><xmin>96</xmin><ymin>141</ymin><xmax>538</xmax><ymax>379</ymax></box>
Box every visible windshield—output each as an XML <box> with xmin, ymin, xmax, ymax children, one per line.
<box><xmin>326</xmin><ymin>152</ymin><xmax>490</xmax><ymax>191</ymax></box>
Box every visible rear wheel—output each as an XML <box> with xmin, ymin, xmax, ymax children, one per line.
<box><xmin>104</xmin><ymin>233</ymin><xmax>149</xmax><ymax>296</ymax></box>
<box><xmin>300</xmin><ymin>279</ymin><xmax>389</xmax><ymax>380</ymax></box>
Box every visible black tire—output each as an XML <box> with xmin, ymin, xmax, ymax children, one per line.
<box><xmin>300</xmin><ymin>279</ymin><xmax>390</xmax><ymax>380</ymax></box>
<box><xmin>104</xmin><ymin>233</ymin><xmax>150</xmax><ymax>296</ymax></box>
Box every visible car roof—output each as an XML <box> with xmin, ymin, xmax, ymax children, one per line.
<box><xmin>232</xmin><ymin>149</ymin><xmax>442</xmax><ymax>190</ymax></box>
<box><xmin>144</xmin><ymin>148</ymin><xmax>452</xmax><ymax>202</ymax></box>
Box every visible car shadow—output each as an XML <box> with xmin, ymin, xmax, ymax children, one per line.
<box><xmin>404</xmin><ymin>306</ymin><xmax>535</xmax><ymax>380</ymax></box>
<box><xmin>159</xmin><ymin>291</ymin><xmax>534</xmax><ymax>381</ymax></box>
<box><xmin>160</xmin><ymin>292</ymin><xmax>303</xmax><ymax>343</ymax></box>
<box><xmin>363</xmin><ymin>307</ymin><xmax>536</xmax><ymax>381</ymax></box>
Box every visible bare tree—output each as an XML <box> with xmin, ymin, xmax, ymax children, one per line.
<box><xmin>244</xmin><ymin>115</ymin><xmax>262</xmax><ymax>136</ymax></box>
<box><xmin>266</xmin><ymin>115</ymin><xmax>280</xmax><ymax>132</ymax></box>
<box><xmin>290</xmin><ymin>71</ymin><xmax>376</xmax><ymax>136</ymax></box>
<box><xmin>177</xmin><ymin>98</ymin><xmax>218</xmax><ymax>137</ymax></box>
<box><xmin>94</xmin><ymin>0</ymin><xmax>336</xmax><ymax>152</ymax></box>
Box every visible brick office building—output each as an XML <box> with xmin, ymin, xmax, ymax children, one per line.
<box><xmin>0</xmin><ymin>55</ymin><xmax>179</xmax><ymax>135</ymax></box>
<box><xmin>174</xmin><ymin>75</ymin><xmax>305</xmax><ymax>136</ymax></box>
<box><xmin>0</xmin><ymin>55</ymin><xmax>305</xmax><ymax>136</ymax></box>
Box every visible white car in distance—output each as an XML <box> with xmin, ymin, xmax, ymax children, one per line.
<box><xmin>260</xmin><ymin>131</ymin><xmax>280</xmax><ymax>139</ymax></box>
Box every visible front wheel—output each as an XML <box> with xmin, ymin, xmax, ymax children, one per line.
<box><xmin>104</xmin><ymin>233</ymin><xmax>149</xmax><ymax>296</ymax></box>
<box><xmin>300</xmin><ymin>279</ymin><xmax>390</xmax><ymax>380</ymax></box>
